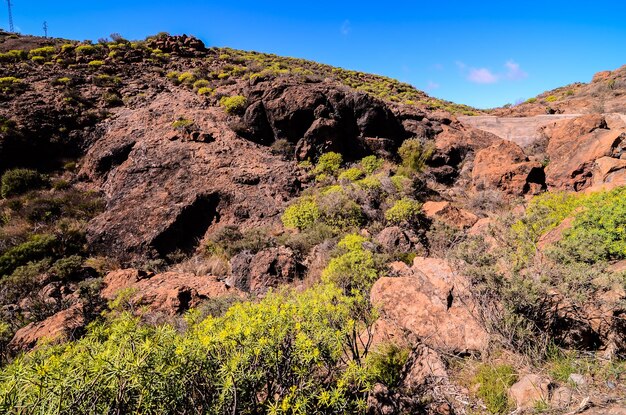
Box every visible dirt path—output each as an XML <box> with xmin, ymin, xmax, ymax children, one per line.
<box><xmin>458</xmin><ymin>114</ymin><xmax>582</xmax><ymax>147</ymax></box>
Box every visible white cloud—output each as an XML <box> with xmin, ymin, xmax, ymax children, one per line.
<box><xmin>426</xmin><ymin>81</ymin><xmax>440</xmax><ymax>91</ymax></box>
<box><xmin>340</xmin><ymin>20</ymin><xmax>351</xmax><ymax>36</ymax></box>
<box><xmin>460</xmin><ymin>60</ymin><xmax>528</xmax><ymax>84</ymax></box>
<box><xmin>468</xmin><ymin>68</ymin><xmax>498</xmax><ymax>84</ymax></box>
<box><xmin>504</xmin><ymin>60</ymin><xmax>528</xmax><ymax>80</ymax></box>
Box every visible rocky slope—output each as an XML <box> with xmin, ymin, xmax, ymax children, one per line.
<box><xmin>0</xmin><ymin>31</ymin><xmax>625</xmax><ymax>415</ymax></box>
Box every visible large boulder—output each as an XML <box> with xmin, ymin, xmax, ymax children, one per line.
<box><xmin>370</xmin><ymin>257</ymin><xmax>489</xmax><ymax>354</ymax></box>
<box><xmin>543</xmin><ymin>114</ymin><xmax>626</xmax><ymax>191</ymax></box>
<box><xmin>471</xmin><ymin>140</ymin><xmax>545</xmax><ymax>195</ymax></box>
<box><xmin>226</xmin><ymin>246</ymin><xmax>300</xmax><ymax>294</ymax></box>
<box><xmin>9</xmin><ymin>304</ymin><xmax>85</xmax><ymax>351</ymax></box>
<box><xmin>102</xmin><ymin>269</ymin><xmax>240</xmax><ymax>314</ymax></box>
<box><xmin>241</xmin><ymin>81</ymin><xmax>408</xmax><ymax>161</ymax></box>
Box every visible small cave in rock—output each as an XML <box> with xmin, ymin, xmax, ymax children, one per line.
<box><xmin>151</xmin><ymin>193</ymin><xmax>220</xmax><ymax>259</ymax></box>
<box><xmin>524</xmin><ymin>166</ymin><xmax>547</xmax><ymax>192</ymax></box>
<box><xmin>94</xmin><ymin>141</ymin><xmax>136</xmax><ymax>175</ymax></box>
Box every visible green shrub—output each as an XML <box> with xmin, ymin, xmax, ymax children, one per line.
<box><xmin>1</xmin><ymin>169</ymin><xmax>48</xmax><ymax>198</ymax></box>
<box><xmin>53</xmin><ymin>77</ymin><xmax>72</xmax><ymax>86</ymax></box>
<box><xmin>398</xmin><ymin>138</ymin><xmax>434</xmax><ymax>175</ymax></box>
<box><xmin>171</xmin><ymin>118</ymin><xmax>194</xmax><ymax>129</ymax></box>
<box><xmin>88</xmin><ymin>60</ymin><xmax>105</xmax><ymax>67</ymax></box>
<box><xmin>61</xmin><ymin>44</ymin><xmax>75</xmax><ymax>54</ymax></box>
<box><xmin>385</xmin><ymin>197</ymin><xmax>422</xmax><ymax>224</ymax></box>
<box><xmin>338</xmin><ymin>167</ymin><xmax>365</xmax><ymax>182</ymax></box>
<box><xmin>545</xmin><ymin>95</ymin><xmax>558</xmax><ymax>102</ymax></box>
<box><xmin>360</xmin><ymin>155</ymin><xmax>384</xmax><ymax>174</ymax></box>
<box><xmin>50</xmin><ymin>255</ymin><xmax>84</xmax><ymax>279</ymax></box>
<box><xmin>366</xmin><ymin>344</ymin><xmax>410</xmax><ymax>388</ymax></box>
<box><xmin>192</xmin><ymin>79</ymin><xmax>210</xmax><ymax>90</ymax></box>
<box><xmin>281</xmin><ymin>197</ymin><xmax>320</xmax><ymax>230</ymax></box>
<box><xmin>177</xmin><ymin>72</ymin><xmax>196</xmax><ymax>85</ymax></box>
<box><xmin>356</xmin><ymin>175</ymin><xmax>382</xmax><ymax>190</ymax></box>
<box><xmin>525</xmin><ymin>97</ymin><xmax>537</xmax><ymax>104</ymax></box>
<box><xmin>30</xmin><ymin>56</ymin><xmax>46</xmax><ymax>64</ymax></box>
<box><xmin>219</xmin><ymin>95</ymin><xmax>247</xmax><ymax>114</ymax></box>
<box><xmin>0</xmin><ymin>49</ymin><xmax>27</xmax><ymax>62</ymax></box>
<box><xmin>0</xmin><ymin>234</ymin><xmax>59</xmax><ymax>277</ymax></box>
<box><xmin>317</xmin><ymin>189</ymin><xmax>364</xmax><ymax>230</ymax></box>
<box><xmin>0</xmin><ymin>284</ymin><xmax>374</xmax><ymax>414</ymax></box>
<box><xmin>314</xmin><ymin>152</ymin><xmax>343</xmax><ymax>176</ymax></box>
<box><xmin>0</xmin><ymin>77</ymin><xmax>24</xmax><ymax>94</ymax></box>
<box><xmin>28</xmin><ymin>46</ymin><xmax>55</xmax><ymax>58</ymax></box>
<box><xmin>75</xmin><ymin>44</ymin><xmax>97</xmax><ymax>55</ymax></box>
<box><xmin>473</xmin><ymin>364</ymin><xmax>517</xmax><ymax>414</ymax></box>
<box><xmin>197</xmin><ymin>86</ymin><xmax>213</xmax><ymax>96</ymax></box>
<box><xmin>322</xmin><ymin>234</ymin><xmax>381</xmax><ymax>294</ymax></box>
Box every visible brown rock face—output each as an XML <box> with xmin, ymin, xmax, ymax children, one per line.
<box><xmin>82</xmin><ymin>90</ymin><xmax>302</xmax><ymax>262</ymax></box>
<box><xmin>226</xmin><ymin>246</ymin><xmax>300</xmax><ymax>294</ymax></box>
<box><xmin>9</xmin><ymin>304</ymin><xmax>85</xmax><ymax>351</ymax></box>
<box><xmin>238</xmin><ymin>81</ymin><xmax>408</xmax><ymax>161</ymax></box>
<box><xmin>543</xmin><ymin>114</ymin><xmax>626</xmax><ymax>190</ymax></box>
<box><xmin>102</xmin><ymin>269</ymin><xmax>240</xmax><ymax>314</ymax></box>
<box><xmin>422</xmin><ymin>201</ymin><xmax>478</xmax><ymax>229</ymax></box>
<box><xmin>472</xmin><ymin>140</ymin><xmax>545</xmax><ymax>195</ymax></box>
<box><xmin>370</xmin><ymin>257</ymin><xmax>488</xmax><ymax>354</ymax></box>
<box><xmin>375</xmin><ymin>226</ymin><xmax>413</xmax><ymax>254</ymax></box>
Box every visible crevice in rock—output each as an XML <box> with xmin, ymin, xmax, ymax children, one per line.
<box><xmin>94</xmin><ymin>141</ymin><xmax>136</xmax><ymax>175</ymax></box>
<box><xmin>151</xmin><ymin>193</ymin><xmax>220</xmax><ymax>258</ymax></box>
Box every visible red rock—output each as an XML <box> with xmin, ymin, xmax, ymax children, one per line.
<box><xmin>370</xmin><ymin>257</ymin><xmax>488</xmax><ymax>354</ymax></box>
<box><xmin>472</xmin><ymin>140</ymin><xmax>545</xmax><ymax>195</ymax></box>
<box><xmin>9</xmin><ymin>304</ymin><xmax>85</xmax><ymax>351</ymax></box>
<box><xmin>508</xmin><ymin>374</ymin><xmax>550</xmax><ymax>410</ymax></box>
<box><xmin>543</xmin><ymin>115</ymin><xmax>626</xmax><ymax>190</ymax></box>
<box><xmin>422</xmin><ymin>200</ymin><xmax>478</xmax><ymax>229</ymax></box>
<box><xmin>102</xmin><ymin>269</ymin><xmax>241</xmax><ymax>314</ymax></box>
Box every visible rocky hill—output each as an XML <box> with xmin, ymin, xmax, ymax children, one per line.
<box><xmin>491</xmin><ymin>64</ymin><xmax>626</xmax><ymax>116</ymax></box>
<box><xmin>0</xmin><ymin>31</ymin><xmax>624</xmax><ymax>415</ymax></box>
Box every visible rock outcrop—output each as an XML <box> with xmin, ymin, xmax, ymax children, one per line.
<box><xmin>9</xmin><ymin>304</ymin><xmax>85</xmax><ymax>351</ymax></box>
<box><xmin>102</xmin><ymin>269</ymin><xmax>240</xmax><ymax>314</ymax></box>
<box><xmin>543</xmin><ymin>114</ymin><xmax>626</xmax><ymax>190</ymax></box>
<box><xmin>370</xmin><ymin>257</ymin><xmax>488</xmax><ymax>354</ymax></box>
<box><xmin>472</xmin><ymin>139</ymin><xmax>545</xmax><ymax>195</ymax></box>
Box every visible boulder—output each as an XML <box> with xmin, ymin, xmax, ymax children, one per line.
<box><xmin>226</xmin><ymin>246</ymin><xmax>300</xmax><ymax>294</ymax></box>
<box><xmin>370</xmin><ymin>257</ymin><xmax>488</xmax><ymax>354</ymax></box>
<box><xmin>9</xmin><ymin>304</ymin><xmax>85</xmax><ymax>351</ymax></box>
<box><xmin>471</xmin><ymin>140</ymin><xmax>545</xmax><ymax>195</ymax></box>
<box><xmin>102</xmin><ymin>269</ymin><xmax>240</xmax><ymax>314</ymax></box>
<box><xmin>550</xmin><ymin>386</ymin><xmax>573</xmax><ymax>409</ymax></box>
<box><xmin>375</xmin><ymin>226</ymin><xmax>412</xmax><ymax>254</ymax></box>
<box><xmin>422</xmin><ymin>201</ymin><xmax>478</xmax><ymax>229</ymax></box>
<box><xmin>543</xmin><ymin>114</ymin><xmax>626</xmax><ymax>191</ymax></box>
<box><xmin>402</xmin><ymin>344</ymin><xmax>448</xmax><ymax>390</ymax></box>
<box><xmin>508</xmin><ymin>374</ymin><xmax>550</xmax><ymax>411</ymax></box>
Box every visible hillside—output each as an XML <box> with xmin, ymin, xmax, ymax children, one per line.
<box><xmin>0</xmin><ymin>31</ymin><xmax>625</xmax><ymax>415</ymax></box>
<box><xmin>491</xmin><ymin>64</ymin><xmax>626</xmax><ymax>116</ymax></box>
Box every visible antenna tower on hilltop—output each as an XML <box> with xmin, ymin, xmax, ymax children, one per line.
<box><xmin>6</xmin><ymin>0</ymin><xmax>14</xmax><ymax>32</ymax></box>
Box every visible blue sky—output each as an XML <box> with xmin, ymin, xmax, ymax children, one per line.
<box><xmin>5</xmin><ymin>1</ymin><xmax>626</xmax><ymax>108</ymax></box>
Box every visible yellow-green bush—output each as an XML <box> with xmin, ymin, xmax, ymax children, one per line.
<box><xmin>281</xmin><ymin>197</ymin><xmax>320</xmax><ymax>230</ymax></box>
<box><xmin>338</xmin><ymin>167</ymin><xmax>365</xmax><ymax>182</ymax></box>
<box><xmin>0</xmin><ymin>284</ymin><xmax>374</xmax><ymax>414</ymax></box>
<box><xmin>314</xmin><ymin>152</ymin><xmax>343</xmax><ymax>176</ymax></box>
<box><xmin>219</xmin><ymin>95</ymin><xmax>247</xmax><ymax>114</ymax></box>
<box><xmin>88</xmin><ymin>60</ymin><xmax>105</xmax><ymax>67</ymax></box>
<box><xmin>75</xmin><ymin>44</ymin><xmax>97</xmax><ymax>55</ymax></box>
<box><xmin>28</xmin><ymin>46</ymin><xmax>55</xmax><ymax>58</ymax></box>
<box><xmin>397</xmin><ymin>138</ymin><xmax>434</xmax><ymax>175</ymax></box>
<box><xmin>1</xmin><ymin>168</ymin><xmax>47</xmax><ymax>198</ymax></box>
<box><xmin>472</xmin><ymin>364</ymin><xmax>517</xmax><ymax>414</ymax></box>
<box><xmin>322</xmin><ymin>234</ymin><xmax>381</xmax><ymax>294</ymax></box>
<box><xmin>360</xmin><ymin>155</ymin><xmax>384</xmax><ymax>174</ymax></box>
<box><xmin>384</xmin><ymin>197</ymin><xmax>422</xmax><ymax>224</ymax></box>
